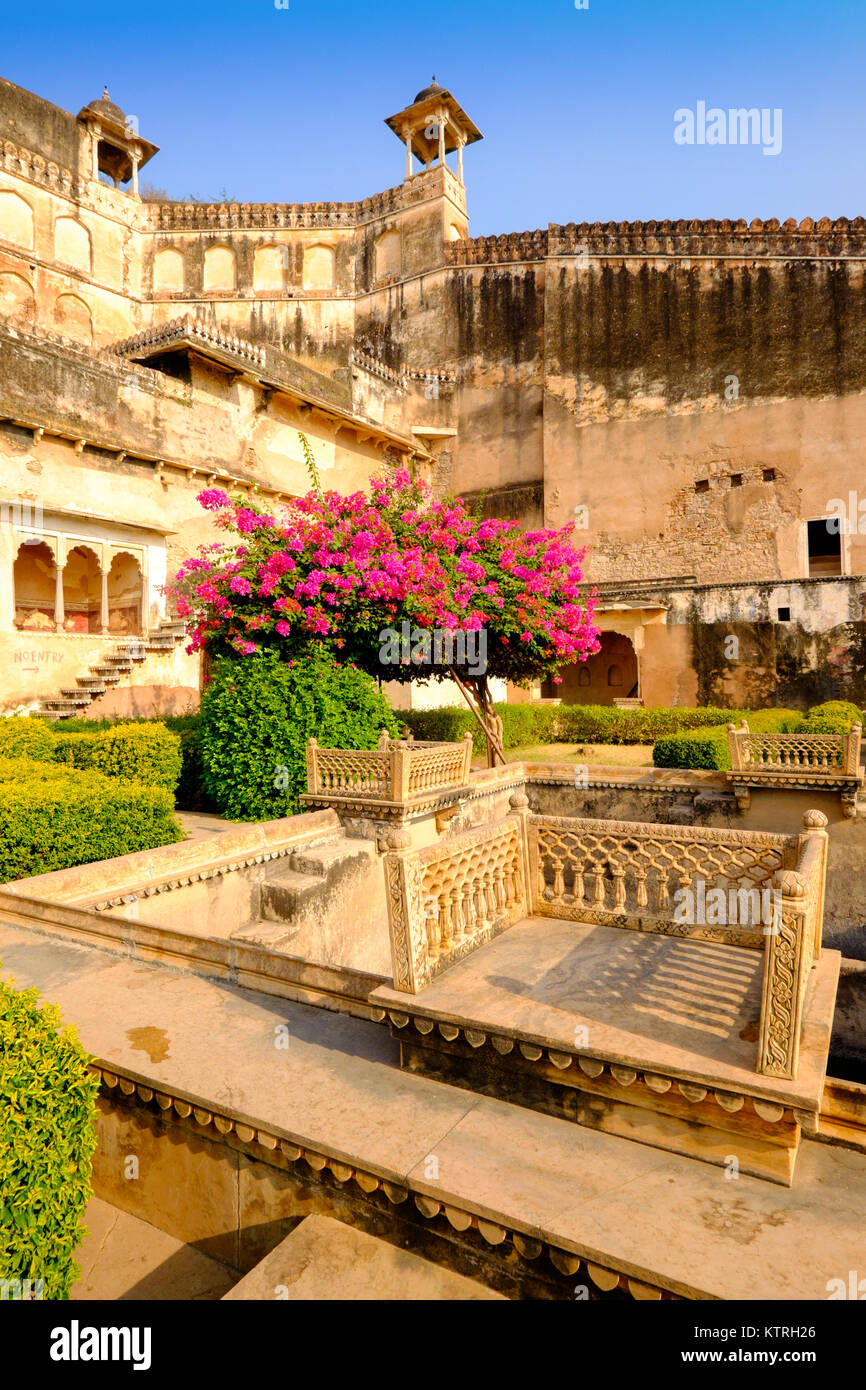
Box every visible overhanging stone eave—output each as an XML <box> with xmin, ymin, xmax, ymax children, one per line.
<box><xmin>113</xmin><ymin>325</ymin><xmax>430</xmax><ymax>460</ymax></box>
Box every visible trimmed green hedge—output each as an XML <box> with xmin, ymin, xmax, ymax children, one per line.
<box><xmin>800</xmin><ymin>701</ymin><xmax>864</xmax><ymax>734</ymax></box>
<box><xmin>0</xmin><ymin>970</ymin><xmax>99</xmax><ymax>1299</ymax></box>
<box><xmin>653</xmin><ymin>710</ymin><xmax>804</xmax><ymax>770</ymax></box>
<box><xmin>200</xmin><ymin>650</ymin><xmax>400</xmax><ymax>821</ymax></box>
<box><xmin>0</xmin><ymin>718</ymin><xmax>182</xmax><ymax>794</ymax></box>
<box><xmin>53</xmin><ymin>722</ymin><xmax>182</xmax><ymax>791</ymax></box>
<box><xmin>400</xmin><ymin>702</ymin><xmax>761</xmax><ymax>753</ymax></box>
<box><xmin>0</xmin><ymin>718</ymin><xmax>56</xmax><ymax>762</ymax></box>
<box><xmin>0</xmin><ymin>762</ymin><xmax>183</xmax><ymax>883</ymax></box>
<box><xmin>39</xmin><ymin>713</ymin><xmax>211</xmax><ymax>811</ymax></box>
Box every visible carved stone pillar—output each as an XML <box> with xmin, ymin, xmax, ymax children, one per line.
<box><xmin>404</xmin><ymin>129</ymin><xmax>413</xmax><ymax>180</ymax></box>
<box><xmin>99</xmin><ymin>565</ymin><xmax>109</xmax><ymax>635</ymax></box>
<box><xmin>438</xmin><ymin>112</ymin><xmax>446</xmax><ymax>167</ymax></box>
<box><xmin>53</xmin><ymin>561</ymin><xmax>66</xmax><ymax>632</ymax></box>
<box><xmin>140</xmin><ymin>568</ymin><xmax>148</xmax><ymax>636</ymax></box>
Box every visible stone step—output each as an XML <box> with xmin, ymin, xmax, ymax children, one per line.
<box><xmin>289</xmin><ymin>838</ymin><xmax>376</xmax><ymax>880</ymax></box>
<box><xmin>76</xmin><ymin>677</ymin><xmax>107</xmax><ymax>691</ymax></box>
<box><xmin>60</xmin><ymin>688</ymin><xmax>96</xmax><ymax>701</ymax></box>
<box><xmin>259</xmin><ymin>867</ymin><xmax>332</xmax><ymax>925</ymax></box>
<box><xmin>230</xmin><ymin>915</ymin><xmax>303</xmax><ymax>951</ymax></box>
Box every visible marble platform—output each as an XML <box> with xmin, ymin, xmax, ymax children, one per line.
<box><xmin>372</xmin><ymin>918</ymin><xmax>841</xmax><ymax>1184</ymax></box>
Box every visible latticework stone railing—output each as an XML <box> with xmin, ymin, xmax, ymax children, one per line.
<box><xmin>304</xmin><ymin>733</ymin><xmax>473</xmax><ymax>811</ymax></box>
<box><xmin>727</xmin><ymin>720</ymin><xmax>863</xmax><ymax>816</ymax></box>
<box><xmin>529</xmin><ymin>810</ymin><xmax>830</xmax><ymax>1081</ymax></box>
<box><xmin>383</xmin><ymin>794</ymin><xmax>532</xmax><ymax>992</ymax></box>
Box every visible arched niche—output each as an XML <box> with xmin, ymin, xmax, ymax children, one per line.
<box><xmin>107</xmin><ymin>551</ymin><xmax>143</xmax><ymax>635</ymax></box>
<box><xmin>0</xmin><ymin>190</ymin><xmax>35</xmax><ymax>250</ymax></box>
<box><xmin>55</xmin><ymin>293</ymin><xmax>94</xmax><ymax>344</ymax></box>
<box><xmin>62</xmin><ymin>544</ymin><xmax>101</xmax><ymax>633</ymax></box>
<box><xmin>153</xmin><ymin>246</ymin><xmax>185</xmax><ymax>293</ymax></box>
<box><xmin>13</xmin><ymin>540</ymin><xmax>56</xmax><ymax>630</ymax></box>
<box><xmin>54</xmin><ymin>216</ymin><xmax>92</xmax><ymax>273</ymax></box>
<box><xmin>545</xmin><ymin>631</ymin><xmax>639</xmax><ymax>706</ymax></box>
<box><xmin>254</xmin><ymin>244</ymin><xmax>286</xmax><ymax>291</ymax></box>
<box><xmin>302</xmin><ymin>243</ymin><xmax>335</xmax><ymax>292</ymax></box>
<box><xmin>374</xmin><ymin>229</ymin><xmax>401</xmax><ymax>280</ymax></box>
<box><xmin>203</xmin><ymin>244</ymin><xmax>237</xmax><ymax>292</ymax></box>
<box><xmin>0</xmin><ymin>271</ymin><xmax>35</xmax><ymax>323</ymax></box>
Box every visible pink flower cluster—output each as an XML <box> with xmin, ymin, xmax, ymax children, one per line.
<box><xmin>168</xmin><ymin>472</ymin><xmax>600</xmax><ymax>678</ymax></box>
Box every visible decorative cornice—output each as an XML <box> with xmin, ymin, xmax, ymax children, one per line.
<box><xmin>90</xmin><ymin>843</ymin><xmax>296</xmax><ymax>911</ymax></box>
<box><xmin>93</xmin><ymin>1059</ymin><xmax>677</xmax><ymax>1299</ymax></box>
<box><xmin>384</xmin><ymin>1009</ymin><xmax>812</xmax><ymax>1123</ymax></box>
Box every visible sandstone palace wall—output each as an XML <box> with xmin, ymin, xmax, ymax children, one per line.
<box><xmin>0</xmin><ymin>73</ymin><xmax>864</xmax><ymax>713</ymax></box>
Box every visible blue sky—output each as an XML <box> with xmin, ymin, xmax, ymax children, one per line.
<box><xmin>3</xmin><ymin>0</ymin><xmax>864</xmax><ymax>234</ymax></box>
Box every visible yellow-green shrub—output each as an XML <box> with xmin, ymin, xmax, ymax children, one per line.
<box><xmin>0</xmin><ymin>971</ymin><xmax>99</xmax><ymax>1299</ymax></box>
<box><xmin>0</xmin><ymin>718</ymin><xmax>56</xmax><ymax>762</ymax></box>
<box><xmin>53</xmin><ymin>722</ymin><xmax>182</xmax><ymax>792</ymax></box>
<box><xmin>0</xmin><ymin>763</ymin><xmax>183</xmax><ymax>882</ymax></box>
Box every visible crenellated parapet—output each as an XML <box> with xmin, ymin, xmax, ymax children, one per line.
<box><xmin>446</xmin><ymin>229</ymin><xmax>549</xmax><ymax>265</ymax></box>
<box><xmin>550</xmin><ymin>216</ymin><xmax>866</xmax><ymax>259</ymax></box>
<box><xmin>141</xmin><ymin>167</ymin><xmax>463</xmax><ymax>233</ymax></box>
<box><xmin>112</xmin><ymin>315</ymin><xmax>268</xmax><ymax>370</ymax></box>
<box><xmin>446</xmin><ymin>216</ymin><xmax>866</xmax><ymax>268</ymax></box>
<box><xmin>1</xmin><ymin>138</ymin><xmax>82</xmax><ymax>200</ymax></box>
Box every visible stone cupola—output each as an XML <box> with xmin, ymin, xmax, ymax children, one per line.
<box><xmin>385</xmin><ymin>78</ymin><xmax>482</xmax><ymax>184</ymax></box>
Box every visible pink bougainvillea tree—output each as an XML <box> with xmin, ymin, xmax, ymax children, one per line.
<box><xmin>167</xmin><ymin>468</ymin><xmax>600</xmax><ymax>765</ymax></box>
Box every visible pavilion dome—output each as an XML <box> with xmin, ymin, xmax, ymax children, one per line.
<box><xmin>414</xmin><ymin>78</ymin><xmax>447</xmax><ymax>102</ymax></box>
<box><xmin>83</xmin><ymin>88</ymin><xmax>128</xmax><ymax>126</ymax></box>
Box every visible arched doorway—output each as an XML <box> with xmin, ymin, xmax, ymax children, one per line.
<box><xmin>107</xmin><ymin>552</ymin><xmax>143</xmax><ymax>635</ymax></box>
<box><xmin>62</xmin><ymin>545</ymin><xmax>101</xmax><ymax>633</ymax></box>
<box><xmin>544</xmin><ymin>631</ymin><xmax>639</xmax><ymax>705</ymax></box>
<box><xmin>13</xmin><ymin>540</ymin><xmax>56</xmax><ymax>630</ymax></box>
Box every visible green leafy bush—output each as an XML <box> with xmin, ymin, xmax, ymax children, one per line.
<box><xmin>53</xmin><ymin>722</ymin><xmax>182</xmax><ymax>792</ymax></box>
<box><xmin>200</xmin><ymin>650</ymin><xmax>400</xmax><ymax>820</ymax></box>
<box><xmin>0</xmin><ymin>763</ymin><xmax>183</xmax><ymax>883</ymax></box>
<box><xmin>0</xmin><ymin>718</ymin><xmax>56</xmax><ymax>762</ymax></box>
<box><xmin>800</xmin><ymin>701</ymin><xmax>864</xmax><ymax>735</ymax></box>
<box><xmin>0</xmin><ymin>971</ymin><xmax>99</xmax><ymax>1299</ymax></box>
<box><xmin>653</xmin><ymin>710</ymin><xmax>805</xmax><ymax>770</ymax></box>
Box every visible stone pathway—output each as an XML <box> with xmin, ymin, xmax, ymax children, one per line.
<box><xmin>72</xmin><ymin>1198</ymin><xmax>237</xmax><ymax>1300</ymax></box>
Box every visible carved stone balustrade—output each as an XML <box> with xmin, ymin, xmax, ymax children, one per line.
<box><xmin>302</xmin><ymin>732</ymin><xmax>474</xmax><ymax>823</ymax></box>
<box><xmin>529</xmin><ymin>810</ymin><xmax>830</xmax><ymax>1081</ymax></box>
<box><xmin>727</xmin><ymin>720</ymin><xmax>863</xmax><ymax>816</ymax></box>
<box><xmin>383</xmin><ymin>794</ymin><xmax>532</xmax><ymax>993</ymax></box>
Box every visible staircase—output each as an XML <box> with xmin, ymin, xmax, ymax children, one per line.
<box><xmin>39</xmin><ymin>618</ymin><xmax>189</xmax><ymax>720</ymax></box>
<box><xmin>231</xmin><ymin>833</ymin><xmax>391</xmax><ymax>973</ymax></box>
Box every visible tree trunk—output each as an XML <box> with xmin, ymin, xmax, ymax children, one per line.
<box><xmin>449</xmin><ymin>668</ymin><xmax>505</xmax><ymax>768</ymax></box>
